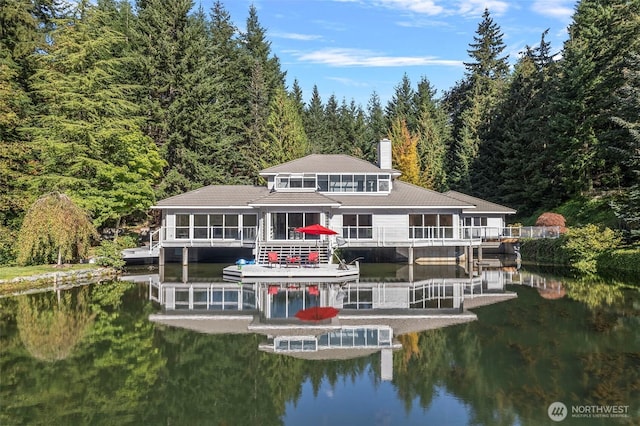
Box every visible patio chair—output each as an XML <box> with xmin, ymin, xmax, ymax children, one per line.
<box><xmin>307</xmin><ymin>251</ymin><xmax>319</xmax><ymax>267</ymax></box>
<box><xmin>267</xmin><ymin>252</ymin><xmax>279</xmax><ymax>268</ymax></box>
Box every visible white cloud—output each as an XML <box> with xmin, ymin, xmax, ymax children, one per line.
<box><xmin>294</xmin><ymin>47</ymin><xmax>463</xmax><ymax>67</ymax></box>
<box><xmin>326</xmin><ymin>76</ymin><xmax>371</xmax><ymax>87</ymax></box>
<box><xmin>271</xmin><ymin>32</ymin><xmax>323</xmax><ymax>41</ymax></box>
<box><xmin>456</xmin><ymin>0</ymin><xmax>510</xmax><ymax>17</ymax></box>
<box><xmin>531</xmin><ymin>0</ymin><xmax>574</xmax><ymax>21</ymax></box>
<box><xmin>376</xmin><ymin>0</ymin><xmax>445</xmax><ymax>15</ymax></box>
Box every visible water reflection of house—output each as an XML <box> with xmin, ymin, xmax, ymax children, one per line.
<box><xmin>146</xmin><ymin>139</ymin><xmax>516</xmax><ymax>267</ymax></box>
<box><xmin>144</xmin><ymin>269</ymin><xmax>517</xmax><ymax>381</ymax></box>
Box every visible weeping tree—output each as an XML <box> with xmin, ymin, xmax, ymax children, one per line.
<box><xmin>17</xmin><ymin>288</ymin><xmax>95</xmax><ymax>362</ymax></box>
<box><xmin>17</xmin><ymin>192</ymin><xmax>98</xmax><ymax>265</ymax></box>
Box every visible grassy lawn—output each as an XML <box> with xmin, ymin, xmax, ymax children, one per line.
<box><xmin>0</xmin><ymin>264</ymin><xmax>101</xmax><ymax>281</ymax></box>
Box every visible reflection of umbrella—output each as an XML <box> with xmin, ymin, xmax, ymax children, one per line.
<box><xmin>294</xmin><ymin>224</ymin><xmax>338</xmax><ymax>235</ymax></box>
<box><xmin>295</xmin><ymin>306</ymin><xmax>339</xmax><ymax>321</ymax></box>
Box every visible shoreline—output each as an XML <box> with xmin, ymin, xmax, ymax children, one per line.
<box><xmin>0</xmin><ymin>267</ymin><xmax>119</xmax><ymax>297</ymax></box>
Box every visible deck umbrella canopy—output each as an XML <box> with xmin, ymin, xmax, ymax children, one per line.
<box><xmin>294</xmin><ymin>224</ymin><xmax>338</xmax><ymax>235</ymax></box>
<box><xmin>295</xmin><ymin>306</ymin><xmax>339</xmax><ymax>322</ymax></box>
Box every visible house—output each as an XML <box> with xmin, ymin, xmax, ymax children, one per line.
<box><xmin>152</xmin><ymin>139</ymin><xmax>516</xmax><ymax>266</ymax></box>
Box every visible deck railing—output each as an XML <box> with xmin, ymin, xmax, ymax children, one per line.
<box><xmin>152</xmin><ymin>224</ymin><xmax>561</xmax><ymax>249</ymax></box>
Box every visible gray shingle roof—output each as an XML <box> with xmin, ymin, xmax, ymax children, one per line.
<box><xmin>330</xmin><ymin>181</ymin><xmax>474</xmax><ymax>208</ymax></box>
<box><xmin>444</xmin><ymin>191</ymin><xmax>516</xmax><ymax>214</ymax></box>
<box><xmin>153</xmin><ymin>182</ymin><xmax>482</xmax><ymax>210</ymax></box>
<box><xmin>259</xmin><ymin>154</ymin><xmax>398</xmax><ymax>174</ymax></box>
<box><xmin>153</xmin><ymin>185</ymin><xmax>268</xmax><ymax>208</ymax></box>
<box><xmin>249</xmin><ymin>191</ymin><xmax>341</xmax><ymax>206</ymax></box>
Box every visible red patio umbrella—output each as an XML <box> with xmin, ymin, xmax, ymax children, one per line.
<box><xmin>294</xmin><ymin>224</ymin><xmax>338</xmax><ymax>235</ymax></box>
<box><xmin>295</xmin><ymin>306</ymin><xmax>339</xmax><ymax>322</ymax></box>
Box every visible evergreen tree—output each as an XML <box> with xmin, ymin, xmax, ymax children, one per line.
<box><xmin>611</xmin><ymin>52</ymin><xmax>640</xmax><ymax>233</ymax></box>
<box><xmin>241</xmin><ymin>4</ymin><xmax>287</xmax><ymax>181</ymax></box>
<box><xmin>414</xmin><ymin>77</ymin><xmax>448</xmax><ymax>191</ymax></box>
<box><xmin>446</xmin><ymin>8</ymin><xmax>509</xmax><ymax>193</ymax></box>
<box><xmin>550</xmin><ymin>0</ymin><xmax>640</xmax><ymax>195</ymax></box>
<box><xmin>323</xmin><ymin>94</ymin><xmax>342</xmax><ymax>153</ymax></box>
<box><xmin>262</xmin><ymin>86</ymin><xmax>308</xmax><ymax>167</ymax></box>
<box><xmin>0</xmin><ymin>0</ymin><xmax>40</xmax><ymax>230</ymax></box>
<box><xmin>489</xmin><ymin>31</ymin><xmax>562</xmax><ymax>215</ymax></box>
<box><xmin>386</xmin><ymin>73</ymin><xmax>417</xmax><ymax>132</ymax></box>
<box><xmin>303</xmin><ymin>85</ymin><xmax>326</xmax><ymax>154</ymax></box>
<box><xmin>206</xmin><ymin>1</ymin><xmax>253</xmax><ymax>183</ymax></box>
<box><xmin>289</xmin><ymin>79</ymin><xmax>305</xmax><ymax>116</ymax></box>
<box><xmin>364</xmin><ymin>91</ymin><xmax>387</xmax><ymax>164</ymax></box>
<box><xmin>29</xmin><ymin>0</ymin><xmax>163</xmax><ymax>228</ymax></box>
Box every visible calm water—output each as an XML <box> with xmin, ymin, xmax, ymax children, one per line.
<box><xmin>1</xmin><ymin>262</ymin><xmax>638</xmax><ymax>426</ymax></box>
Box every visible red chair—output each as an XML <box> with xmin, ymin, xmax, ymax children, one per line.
<box><xmin>267</xmin><ymin>252</ymin><xmax>279</xmax><ymax>268</ymax></box>
<box><xmin>308</xmin><ymin>251</ymin><xmax>319</xmax><ymax>267</ymax></box>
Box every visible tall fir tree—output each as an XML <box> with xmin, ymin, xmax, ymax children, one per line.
<box><xmin>364</xmin><ymin>91</ymin><xmax>387</xmax><ymax>164</ymax></box>
<box><xmin>446</xmin><ymin>8</ymin><xmax>509</xmax><ymax>193</ymax></box>
<box><xmin>549</xmin><ymin>0</ymin><xmax>640</xmax><ymax>195</ymax></box>
<box><xmin>303</xmin><ymin>85</ymin><xmax>326</xmax><ymax>154</ymax></box>
<box><xmin>414</xmin><ymin>77</ymin><xmax>449</xmax><ymax>191</ymax></box>
<box><xmin>262</xmin><ymin>86</ymin><xmax>308</xmax><ymax>167</ymax></box>
<box><xmin>386</xmin><ymin>74</ymin><xmax>417</xmax><ymax>132</ymax></box>
<box><xmin>489</xmin><ymin>31</ymin><xmax>562</xmax><ymax>215</ymax></box>
<box><xmin>611</xmin><ymin>52</ymin><xmax>640</xmax><ymax>232</ymax></box>
<box><xmin>323</xmin><ymin>94</ymin><xmax>342</xmax><ymax>153</ymax></box>
<box><xmin>241</xmin><ymin>4</ymin><xmax>287</xmax><ymax>180</ymax></box>
<box><xmin>29</xmin><ymin>0</ymin><xmax>164</xmax><ymax>228</ymax></box>
<box><xmin>0</xmin><ymin>0</ymin><xmax>40</xmax><ymax>230</ymax></box>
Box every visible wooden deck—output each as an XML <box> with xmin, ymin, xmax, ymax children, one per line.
<box><xmin>222</xmin><ymin>262</ymin><xmax>360</xmax><ymax>282</ymax></box>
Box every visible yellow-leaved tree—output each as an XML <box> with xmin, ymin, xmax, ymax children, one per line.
<box><xmin>389</xmin><ymin>118</ymin><xmax>423</xmax><ymax>186</ymax></box>
<box><xmin>17</xmin><ymin>192</ymin><xmax>98</xmax><ymax>265</ymax></box>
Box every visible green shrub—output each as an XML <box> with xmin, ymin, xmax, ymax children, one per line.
<box><xmin>597</xmin><ymin>247</ymin><xmax>640</xmax><ymax>274</ymax></box>
<box><xmin>520</xmin><ymin>238</ymin><xmax>568</xmax><ymax>264</ymax></box>
<box><xmin>0</xmin><ymin>225</ymin><xmax>17</xmax><ymax>266</ymax></box>
<box><xmin>562</xmin><ymin>224</ymin><xmax>621</xmax><ymax>274</ymax></box>
<box><xmin>94</xmin><ymin>236</ymin><xmax>137</xmax><ymax>269</ymax></box>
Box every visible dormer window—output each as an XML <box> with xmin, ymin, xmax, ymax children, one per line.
<box><xmin>273</xmin><ymin>173</ymin><xmax>391</xmax><ymax>193</ymax></box>
<box><xmin>275</xmin><ymin>174</ymin><xmax>316</xmax><ymax>191</ymax></box>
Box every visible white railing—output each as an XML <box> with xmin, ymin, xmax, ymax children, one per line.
<box><xmin>149</xmin><ymin>229</ymin><xmax>161</xmax><ymax>254</ymax></box>
<box><xmin>155</xmin><ymin>224</ymin><xmax>561</xmax><ymax>249</ymax></box>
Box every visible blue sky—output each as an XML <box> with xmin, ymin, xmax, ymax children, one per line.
<box><xmin>203</xmin><ymin>0</ymin><xmax>577</xmax><ymax>107</ymax></box>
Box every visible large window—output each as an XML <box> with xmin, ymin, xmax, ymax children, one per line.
<box><xmin>279</xmin><ymin>174</ymin><xmax>391</xmax><ymax>193</ymax></box>
<box><xmin>189</xmin><ymin>214</ymin><xmax>241</xmax><ymax>240</ymax></box>
<box><xmin>275</xmin><ymin>174</ymin><xmax>316</xmax><ymax>190</ymax></box>
<box><xmin>271</xmin><ymin>212</ymin><xmax>321</xmax><ymax>240</ymax></box>
<box><xmin>242</xmin><ymin>214</ymin><xmax>258</xmax><ymax>241</ymax></box>
<box><xmin>343</xmin><ymin>214</ymin><xmax>373</xmax><ymax>239</ymax></box>
<box><xmin>409</xmin><ymin>214</ymin><xmax>454</xmax><ymax>239</ymax></box>
<box><xmin>175</xmin><ymin>214</ymin><xmax>190</xmax><ymax>239</ymax></box>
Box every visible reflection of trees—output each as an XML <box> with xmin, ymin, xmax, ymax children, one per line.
<box><xmin>563</xmin><ymin>277</ymin><xmax>624</xmax><ymax>309</ymax></box>
<box><xmin>145</xmin><ymin>326</ymin><xmax>373</xmax><ymax>425</ymax></box>
<box><xmin>16</xmin><ymin>287</ymin><xmax>95</xmax><ymax>361</ymax></box>
<box><xmin>391</xmin><ymin>281</ymin><xmax>640</xmax><ymax>425</ymax></box>
<box><xmin>1</xmin><ymin>281</ymin><xmax>164</xmax><ymax>425</ymax></box>
<box><xmin>393</xmin><ymin>329</ymin><xmax>447</xmax><ymax>412</ymax></box>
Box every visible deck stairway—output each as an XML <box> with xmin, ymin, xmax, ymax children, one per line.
<box><xmin>256</xmin><ymin>241</ymin><xmax>331</xmax><ymax>266</ymax></box>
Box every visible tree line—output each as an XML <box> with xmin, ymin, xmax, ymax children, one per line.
<box><xmin>1</xmin><ymin>0</ymin><xmax>639</xmax><ymax>264</ymax></box>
